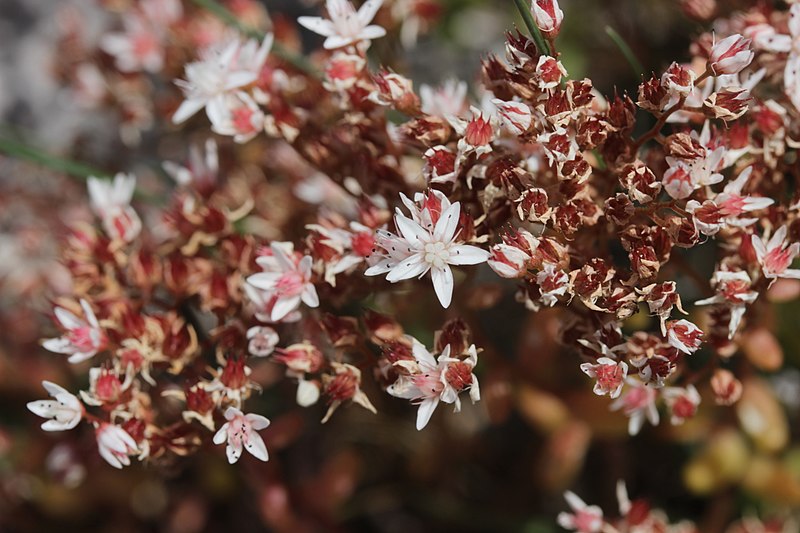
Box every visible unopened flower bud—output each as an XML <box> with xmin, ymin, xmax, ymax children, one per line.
<box><xmin>708</xmin><ymin>34</ymin><xmax>753</xmax><ymax>75</ymax></box>
<box><xmin>711</xmin><ymin>369</ymin><xmax>742</xmax><ymax>405</ymax></box>
<box><xmin>369</xmin><ymin>70</ymin><xmax>420</xmax><ymax>115</ymax></box>
<box><xmin>488</xmin><ymin>243</ymin><xmax>530</xmax><ymax>278</ymax></box>
<box><xmin>492</xmin><ymin>99</ymin><xmax>532</xmax><ymax>135</ymax></box>
<box><xmin>531</xmin><ymin>0</ymin><xmax>564</xmax><ymax>38</ymax></box>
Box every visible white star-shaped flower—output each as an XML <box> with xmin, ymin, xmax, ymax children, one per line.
<box><xmin>298</xmin><ymin>0</ymin><xmax>386</xmax><ymax>50</ymax></box>
<box><xmin>365</xmin><ymin>200</ymin><xmax>489</xmax><ymax>307</ymax></box>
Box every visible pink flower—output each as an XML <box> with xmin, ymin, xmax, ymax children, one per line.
<box><xmin>386</xmin><ymin>338</ymin><xmax>480</xmax><ymax>430</ymax></box>
<box><xmin>80</xmin><ymin>367</ymin><xmax>133</xmax><ymax>406</ymax></box>
<box><xmin>100</xmin><ymin>16</ymin><xmax>164</xmax><ymax>73</ymax></box>
<box><xmin>580</xmin><ymin>357</ymin><xmax>628</xmax><ymax>399</ymax></box>
<box><xmin>95</xmin><ymin>423</ymin><xmax>138</xmax><ymax>469</ymax></box>
<box><xmin>557</xmin><ymin>491</ymin><xmax>604</xmax><ymax>533</ymax></box>
<box><xmin>274</xmin><ymin>342</ymin><xmax>325</xmax><ymax>374</ymax></box>
<box><xmin>666</xmin><ymin>319</ymin><xmax>703</xmax><ymax>354</ymax></box>
<box><xmin>306</xmin><ymin>222</ymin><xmax>377</xmax><ymax>285</ymax></box>
<box><xmin>747</xmin><ymin>4</ymin><xmax>800</xmax><ymax>110</ymax></box>
<box><xmin>323</xmin><ymin>52</ymin><xmax>366</xmax><ymax>92</ymax></box>
<box><xmin>704</xmin><ymin>86</ymin><xmax>752</xmax><ymax>121</ymax></box>
<box><xmin>43</xmin><ymin>300</ymin><xmax>107</xmax><ymax>364</ymax></box>
<box><xmin>207</xmin><ymin>92</ymin><xmax>265</xmax><ymax>143</ymax></box>
<box><xmin>298</xmin><ymin>0</ymin><xmax>386</xmax><ymax>50</ymax></box>
<box><xmin>695</xmin><ymin>270</ymin><xmax>758</xmax><ymax>339</ymax></box>
<box><xmin>662</xmin><ymin>385</ymin><xmax>701</xmax><ymax>425</ymax></box>
<box><xmin>368</xmin><ymin>70</ymin><xmax>419</xmax><ymax>113</ymax></box>
<box><xmin>87</xmin><ymin>173</ymin><xmax>141</xmax><ymax>243</ymax></box>
<box><xmin>686</xmin><ymin>166</ymin><xmax>773</xmax><ymax>235</ymax></box>
<box><xmin>247</xmin><ymin>242</ymin><xmax>320</xmax><ymax>321</ymax></box>
<box><xmin>531</xmin><ymin>0</ymin><xmax>564</xmax><ymax>37</ymax></box>
<box><xmin>610</xmin><ymin>378</ymin><xmax>659</xmax><ymax>436</ymax></box>
<box><xmin>420</xmin><ymin>79</ymin><xmax>468</xmax><ymax>117</ymax></box>
<box><xmin>213</xmin><ymin>407</ymin><xmax>270</xmax><ymax>464</ymax></box>
<box><xmin>662</xmin><ymin>143</ymin><xmax>724</xmax><ymax>200</ymax></box>
<box><xmin>712</xmin><ymin>166</ymin><xmax>773</xmax><ymax>219</ymax></box>
<box><xmin>423</xmin><ymin>146</ymin><xmax>459</xmax><ymax>184</ymax></box>
<box><xmin>752</xmin><ymin>226</ymin><xmax>800</xmax><ymax>280</ymax></box>
<box><xmin>246</xmin><ymin>326</ymin><xmax>280</xmax><ymax>357</ymax></box>
<box><xmin>708</xmin><ymin>34</ymin><xmax>753</xmax><ymax>75</ymax></box>
<box><xmin>172</xmin><ymin>34</ymin><xmax>273</xmax><ymax>125</ymax></box>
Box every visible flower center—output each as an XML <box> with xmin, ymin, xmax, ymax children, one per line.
<box><xmin>276</xmin><ymin>271</ymin><xmax>304</xmax><ymax>297</ymax></box>
<box><xmin>424</xmin><ymin>241</ymin><xmax>450</xmax><ymax>268</ymax></box>
<box><xmin>672</xmin><ymin>396</ymin><xmax>697</xmax><ymax>419</ymax></box>
<box><xmin>68</xmin><ymin>326</ymin><xmax>98</xmax><ymax>351</ymax></box>
<box><xmin>765</xmin><ymin>248</ymin><xmax>793</xmax><ymax>275</ymax></box>
<box><xmin>227</xmin><ymin>416</ymin><xmax>250</xmax><ymax>446</ymax></box>
<box><xmin>232</xmin><ymin>106</ymin><xmax>257</xmax><ymax>134</ymax></box>
<box><xmin>595</xmin><ymin>363</ymin><xmax>624</xmax><ymax>391</ymax></box>
<box><xmin>412</xmin><ymin>371</ymin><xmax>445</xmax><ymax>399</ymax></box>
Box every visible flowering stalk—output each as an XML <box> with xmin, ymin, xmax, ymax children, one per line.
<box><xmin>0</xmin><ymin>135</ymin><xmax>109</xmax><ymax>181</ymax></box>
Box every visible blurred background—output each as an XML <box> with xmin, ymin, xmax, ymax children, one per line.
<box><xmin>0</xmin><ymin>0</ymin><xmax>799</xmax><ymax>531</ymax></box>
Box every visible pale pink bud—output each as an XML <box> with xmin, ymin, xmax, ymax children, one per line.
<box><xmin>531</xmin><ymin>0</ymin><xmax>564</xmax><ymax>38</ymax></box>
<box><xmin>488</xmin><ymin>243</ymin><xmax>530</xmax><ymax>278</ymax></box>
<box><xmin>491</xmin><ymin>99</ymin><xmax>532</xmax><ymax>135</ymax></box>
<box><xmin>708</xmin><ymin>34</ymin><xmax>753</xmax><ymax>75</ymax></box>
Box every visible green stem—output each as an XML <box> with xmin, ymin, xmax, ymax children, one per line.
<box><xmin>512</xmin><ymin>0</ymin><xmax>551</xmax><ymax>56</ymax></box>
<box><xmin>0</xmin><ymin>136</ymin><xmax>109</xmax><ymax>180</ymax></box>
<box><xmin>0</xmin><ymin>134</ymin><xmax>162</xmax><ymax>202</ymax></box>
<box><xmin>605</xmin><ymin>26</ymin><xmax>644</xmax><ymax>77</ymax></box>
<box><xmin>190</xmin><ymin>0</ymin><xmax>319</xmax><ymax>76</ymax></box>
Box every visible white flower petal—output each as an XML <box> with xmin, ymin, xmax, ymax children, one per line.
<box><xmin>270</xmin><ymin>295</ymin><xmax>302</xmax><ymax>322</ymax></box>
<box><xmin>431</xmin><ymin>266</ymin><xmax>454</xmax><ymax>308</ymax></box>
<box><xmin>433</xmin><ymin>202</ymin><xmax>461</xmax><ymax>242</ymax></box>
<box><xmin>245</xmin><ymin>431</ymin><xmax>269</xmax><ymax>461</ymax></box>
<box><xmin>395</xmin><ymin>214</ymin><xmax>429</xmax><ymax>245</ymax></box>
<box><xmin>297</xmin><ymin>16</ymin><xmax>336</xmax><ymax>37</ymax></box>
<box><xmin>213</xmin><ymin>424</ymin><xmax>229</xmax><ymax>444</ymax></box>
<box><xmin>415</xmin><ymin>397</ymin><xmax>439</xmax><ymax>430</ymax></box>
<box><xmin>447</xmin><ymin>244</ymin><xmax>489</xmax><ymax>266</ymax></box>
<box><xmin>172</xmin><ymin>98</ymin><xmax>206</xmax><ymax>124</ymax></box>
<box><xmin>357</xmin><ymin>0</ymin><xmax>383</xmax><ymax>26</ymax></box>
<box><xmin>245</xmin><ymin>414</ymin><xmax>270</xmax><ymax>431</ymax></box>
<box><xmin>385</xmin><ymin>254</ymin><xmax>428</xmax><ymax>282</ymax></box>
